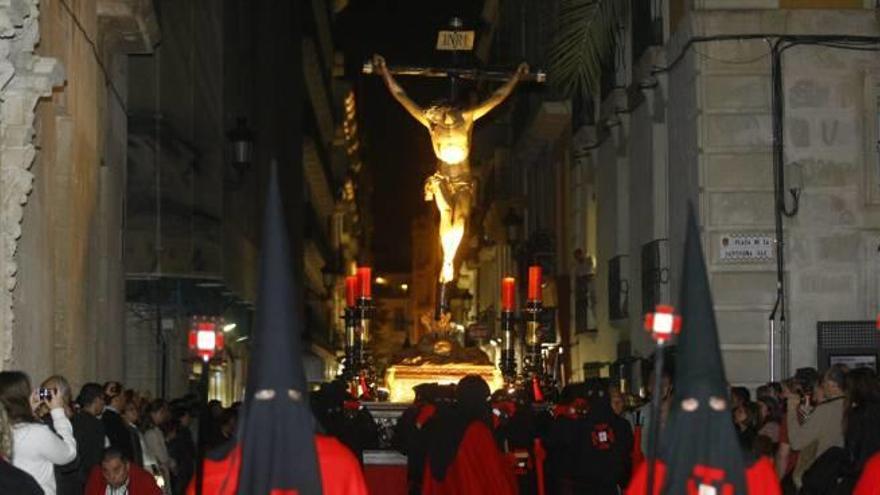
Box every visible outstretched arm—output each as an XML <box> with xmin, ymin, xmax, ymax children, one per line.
<box><xmin>373</xmin><ymin>54</ymin><xmax>428</xmax><ymax>127</ymax></box>
<box><xmin>470</xmin><ymin>62</ymin><xmax>529</xmax><ymax>121</ymax></box>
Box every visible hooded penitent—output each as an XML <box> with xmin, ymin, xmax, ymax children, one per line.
<box><xmin>573</xmin><ymin>379</ymin><xmax>634</xmax><ymax>495</ymax></box>
<box><xmin>658</xmin><ymin>204</ymin><xmax>746</xmax><ymax>494</ymax></box>
<box><xmin>425</xmin><ymin>375</ymin><xmax>492</xmax><ymax>481</ymax></box>
<box><xmin>235</xmin><ymin>163</ymin><xmax>323</xmax><ymax>495</ymax></box>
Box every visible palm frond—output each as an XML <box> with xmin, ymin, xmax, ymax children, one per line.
<box><xmin>547</xmin><ymin>0</ymin><xmax>620</xmax><ymax>102</ymax></box>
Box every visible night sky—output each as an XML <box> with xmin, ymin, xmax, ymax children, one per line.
<box><xmin>336</xmin><ymin>0</ymin><xmax>486</xmax><ymax>273</ymax></box>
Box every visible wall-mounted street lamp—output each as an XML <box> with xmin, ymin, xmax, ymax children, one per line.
<box><xmin>226</xmin><ymin>118</ymin><xmax>254</xmax><ymax>185</ymax></box>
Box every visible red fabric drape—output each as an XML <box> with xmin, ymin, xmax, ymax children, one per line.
<box><xmin>631</xmin><ymin>425</ymin><xmax>645</xmax><ymax>468</ymax></box>
<box><xmin>421</xmin><ymin>422</ymin><xmax>518</xmax><ymax>495</ymax></box>
<box><xmin>625</xmin><ymin>457</ymin><xmax>780</xmax><ymax>495</ymax></box>
<box><xmin>186</xmin><ymin>435</ymin><xmax>368</xmax><ymax>495</ymax></box>
<box><xmin>855</xmin><ymin>453</ymin><xmax>880</xmax><ymax>495</ymax></box>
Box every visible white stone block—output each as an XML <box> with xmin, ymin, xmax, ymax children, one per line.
<box><xmin>722</xmin><ymin>348</ymin><xmax>770</xmax><ymax>385</ymax></box>
<box><xmin>793</xmin><ymin>190</ymin><xmax>859</xmax><ymax>227</ymax></box>
<box><xmin>716</xmin><ymin>309</ymin><xmax>773</xmax><ymax>345</ymax></box>
<box><xmin>710</xmin><ymin>271</ymin><xmax>778</xmax><ymax>306</ymax></box>
<box><xmin>797</xmin><ymin>271</ymin><xmax>858</xmax><ymax>295</ymax></box>
<box><xmin>704</xmin><ymin>75</ymin><xmax>770</xmax><ymax>110</ymax></box>
<box><xmin>704</xmin><ymin>113</ymin><xmax>772</xmax><ymax>149</ymax></box>
<box><xmin>704</xmin><ymin>152</ymin><xmax>773</xmax><ymax>189</ymax></box>
<box><xmin>707</xmin><ymin>191</ymin><xmax>774</xmax><ymax>226</ymax></box>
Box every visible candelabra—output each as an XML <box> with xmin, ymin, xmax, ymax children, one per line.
<box><xmin>341</xmin><ymin>305</ymin><xmax>357</xmax><ymax>381</ymax></box>
<box><xmin>340</xmin><ymin>268</ymin><xmax>377</xmax><ymax>399</ymax></box>
<box><xmin>523</xmin><ymin>298</ymin><xmax>543</xmax><ymax>376</ymax></box>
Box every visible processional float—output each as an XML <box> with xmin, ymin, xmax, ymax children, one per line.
<box><xmin>355</xmin><ymin>17</ymin><xmax>555</xmax><ymax>401</ymax></box>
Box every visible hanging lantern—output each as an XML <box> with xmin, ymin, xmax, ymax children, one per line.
<box><xmin>188</xmin><ymin>317</ymin><xmax>225</xmax><ymax>362</ymax></box>
<box><xmin>227</xmin><ymin>117</ymin><xmax>254</xmax><ymax>169</ymax></box>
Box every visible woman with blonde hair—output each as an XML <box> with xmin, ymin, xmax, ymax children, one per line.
<box><xmin>36</xmin><ymin>375</ymin><xmax>74</xmax><ymax>419</ymax></box>
<box><xmin>0</xmin><ymin>403</ymin><xmax>44</xmax><ymax>494</ymax></box>
<box><xmin>0</xmin><ymin>370</ymin><xmax>76</xmax><ymax>495</ymax></box>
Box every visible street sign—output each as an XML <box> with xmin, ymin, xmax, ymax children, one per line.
<box><xmin>718</xmin><ymin>234</ymin><xmax>774</xmax><ymax>262</ymax></box>
<box><xmin>436</xmin><ymin>30</ymin><xmax>475</xmax><ymax>51</ymax></box>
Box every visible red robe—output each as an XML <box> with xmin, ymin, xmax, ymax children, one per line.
<box><xmin>421</xmin><ymin>422</ymin><xmax>518</xmax><ymax>495</ymax></box>
<box><xmin>625</xmin><ymin>457</ymin><xmax>780</xmax><ymax>495</ymax></box>
<box><xmin>85</xmin><ymin>463</ymin><xmax>163</xmax><ymax>495</ymax></box>
<box><xmin>186</xmin><ymin>434</ymin><xmax>368</xmax><ymax>495</ymax></box>
<box><xmin>855</xmin><ymin>452</ymin><xmax>880</xmax><ymax>495</ymax></box>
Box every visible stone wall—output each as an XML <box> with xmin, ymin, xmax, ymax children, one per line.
<box><xmin>1</xmin><ymin>0</ymin><xmax>64</xmax><ymax>374</ymax></box>
<box><xmin>694</xmin><ymin>10</ymin><xmax>879</xmax><ymax>384</ymax></box>
<box><xmin>585</xmin><ymin>7</ymin><xmax>880</xmax><ymax>386</ymax></box>
<box><xmin>5</xmin><ymin>0</ymin><xmax>155</xmax><ymax>389</ymax></box>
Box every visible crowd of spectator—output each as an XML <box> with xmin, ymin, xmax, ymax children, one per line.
<box><xmin>0</xmin><ymin>371</ymin><xmax>241</xmax><ymax>495</ymax></box>
<box><xmin>2</xmin><ymin>363</ymin><xmax>880</xmax><ymax>494</ymax></box>
<box><xmin>725</xmin><ymin>365</ymin><xmax>880</xmax><ymax>494</ymax></box>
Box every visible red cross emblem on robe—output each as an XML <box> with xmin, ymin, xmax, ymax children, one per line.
<box><xmin>591</xmin><ymin>423</ymin><xmax>616</xmax><ymax>450</ymax></box>
<box><xmin>687</xmin><ymin>465</ymin><xmax>734</xmax><ymax>495</ymax></box>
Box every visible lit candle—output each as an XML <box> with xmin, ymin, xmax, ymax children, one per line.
<box><xmin>528</xmin><ymin>265</ymin><xmax>542</xmax><ymax>301</ymax></box>
<box><xmin>357</xmin><ymin>267</ymin><xmax>372</xmax><ymax>299</ymax></box>
<box><xmin>501</xmin><ymin>277</ymin><xmax>516</xmax><ymax>311</ymax></box>
<box><xmin>345</xmin><ymin>276</ymin><xmax>358</xmax><ymax>308</ymax></box>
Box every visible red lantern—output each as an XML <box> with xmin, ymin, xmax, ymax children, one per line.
<box><xmin>188</xmin><ymin>318</ymin><xmax>225</xmax><ymax>362</ymax></box>
<box><xmin>644</xmin><ymin>305</ymin><xmax>681</xmax><ymax>344</ymax></box>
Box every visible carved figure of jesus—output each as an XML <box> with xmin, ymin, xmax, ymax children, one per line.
<box><xmin>373</xmin><ymin>54</ymin><xmax>528</xmax><ymax>283</ymax></box>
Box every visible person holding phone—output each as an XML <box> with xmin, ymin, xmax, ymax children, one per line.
<box><xmin>0</xmin><ymin>370</ymin><xmax>77</xmax><ymax>495</ymax></box>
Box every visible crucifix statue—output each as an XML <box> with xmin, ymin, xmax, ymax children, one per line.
<box><xmin>372</xmin><ymin>54</ymin><xmax>529</xmax><ymax>285</ymax></box>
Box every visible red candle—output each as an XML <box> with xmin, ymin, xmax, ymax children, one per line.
<box><xmin>357</xmin><ymin>267</ymin><xmax>372</xmax><ymax>298</ymax></box>
<box><xmin>345</xmin><ymin>276</ymin><xmax>358</xmax><ymax>307</ymax></box>
<box><xmin>528</xmin><ymin>265</ymin><xmax>542</xmax><ymax>301</ymax></box>
<box><xmin>501</xmin><ymin>277</ymin><xmax>516</xmax><ymax>311</ymax></box>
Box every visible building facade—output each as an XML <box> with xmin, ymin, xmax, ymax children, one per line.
<box><xmin>6</xmin><ymin>0</ymin><xmax>154</xmax><ymax>388</ymax></box>
<box><xmin>573</xmin><ymin>0</ymin><xmax>880</xmax><ymax>388</ymax></box>
<box><xmin>1</xmin><ymin>0</ymin><xmax>369</xmax><ymax>401</ymax></box>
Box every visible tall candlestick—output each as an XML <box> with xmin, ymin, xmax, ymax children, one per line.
<box><xmin>357</xmin><ymin>267</ymin><xmax>372</xmax><ymax>298</ymax></box>
<box><xmin>501</xmin><ymin>277</ymin><xmax>516</xmax><ymax>311</ymax></box>
<box><xmin>345</xmin><ymin>276</ymin><xmax>358</xmax><ymax>308</ymax></box>
<box><xmin>528</xmin><ymin>265</ymin><xmax>542</xmax><ymax>301</ymax></box>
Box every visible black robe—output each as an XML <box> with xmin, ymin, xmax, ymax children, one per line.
<box><xmin>72</xmin><ymin>411</ymin><xmax>106</xmax><ymax>490</ymax></box>
<box><xmin>571</xmin><ymin>408</ymin><xmax>633</xmax><ymax>494</ymax></box>
<box><xmin>102</xmin><ymin>408</ymin><xmax>134</xmax><ymax>461</ymax></box>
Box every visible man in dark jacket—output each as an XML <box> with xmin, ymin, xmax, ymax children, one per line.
<box><xmin>167</xmin><ymin>402</ymin><xmax>196</xmax><ymax>495</ymax></box>
<box><xmin>314</xmin><ymin>380</ymin><xmax>380</xmax><ymax>462</ymax></box>
<box><xmin>73</xmin><ymin>383</ymin><xmax>107</xmax><ymax>491</ymax></box>
<box><xmin>102</xmin><ymin>381</ymin><xmax>135</xmax><ymax>462</ymax></box>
